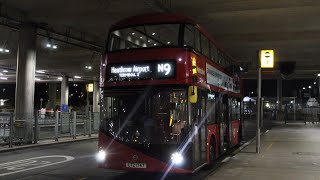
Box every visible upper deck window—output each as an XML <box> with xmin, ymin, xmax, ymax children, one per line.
<box><xmin>108</xmin><ymin>24</ymin><xmax>180</xmax><ymax>52</ymax></box>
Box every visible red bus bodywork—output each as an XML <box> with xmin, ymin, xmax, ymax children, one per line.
<box><xmin>99</xmin><ymin>12</ymin><xmax>243</xmax><ymax>173</ymax></box>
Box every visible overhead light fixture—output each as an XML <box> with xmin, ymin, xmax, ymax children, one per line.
<box><xmin>74</xmin><ymin>76</ymin><xmax>81</xmax><ymax>79</ymax></box>
<box><xmin>302</xmin><ymin>87</ymin><xmax>306</xmax><ymax>90</ymax></box>
<box><xmin>154</xmin><ymin>43</ymin><xmax>157</xmax><ymax>46</ymax></box>
<box><xmin>0</xmin><ymin>73</ymin><xmax>3</xmax><ymax>76</ymax></box>
<box><xmin>167</xmin><ymin>41</ymin><xmax>170</xmax><ymax>44</ymax></box>
<box><xmin>102</xmin><ymin>64</ymin><xmax>106</xmax><ymax>67</ymax></box>
<box><xmin>46</xmin><ymin>43</ymin><xmax>57</xmax><ymax>49</ymax></box>
<box><xmin>140</xmin><ymin>36</ymin><xmax>143</xmax><ymax>39</ymax></box>
<box><xmin>318</xmin><ymin>73</ymin><xmax>320</xmax><ymax>77</ymax></box>
<box><xmin>147</xmin><ymin>40</ymin><xmax>151</xmax><ymax>43</ymax></box>
<box><xmin>58</xmin><ymin>77</ymin><xmax>62</xmax><ymax>80</ymax></box>
<box><xmin>35</xmin><ymin>78</ymin><xmax>41</xmax><ymax>81</ymax></box>
<box><xmin>131</xmin><ymin>32</ymin><xmax>135</xmax><ymax>35</ymax></box>
<box><xmin>314</xmin><ymin>82</ymin><xmax>317</xmax><ymax>85</ymax></box>
<box><xmin>36</xmin><ymin>70</ymin><xmax>45</xmax><ymax>74</ymax></box>
<box><xmin>3</xmin><ymin>70</ymin><xmax>8</xmax><ymax>73</ymax></box>
<box><xmin>0</xmin><ymin>77</ymin><xmax>8</xmax><ymax>80</ymax></box>
<box><xmin>308</xmin><ymin>86</ymin><xmax>312</xmax><ymax>89</ymax></box>
<box><xmin>152</xmin><ymin>32</ymin><xmax>155</xmax><ymax>36</ymax></box>
<box><xmin>0</xmin><ymin>48</ymin><xmax>10</xmax><ymax>53</ymax></box>
<box><xmin>85</xmin><ymin>65</ymin><xmax>92</xmax><ymax>70</ymax></box>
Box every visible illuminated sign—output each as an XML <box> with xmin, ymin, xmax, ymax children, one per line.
<box><xmin>107</xmin><ymin>61</ymin><xmax>175</xmax><ymax>81</ymax></box>
<box><xmin>260</xmin><ymin>50</ymin><xmax>274</xmax><ymax>68</ymax></box>
<box><xmin>87</xmin><ymin>83</ymin><xmax>93</xmax><ymax>92</ymax></box>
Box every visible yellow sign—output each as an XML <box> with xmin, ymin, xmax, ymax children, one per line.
<box><xmin>260</xmin><ymin>50</ymin><xmax>274</xmax><ymax>68</ymax></box>
<box><xmin>87</xmin><ymin>83</ymin><xmax>94</xmax><ymax>92</ymax></box>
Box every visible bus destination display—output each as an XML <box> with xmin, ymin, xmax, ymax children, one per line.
<box><xmin>107</xmin><ymin>61</ymin><xmax>176</xmax><ymax>81</ymax></box>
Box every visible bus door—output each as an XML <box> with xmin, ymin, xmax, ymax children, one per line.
<box><xmin>190</xmin><ymin>90</ymin><xmax>207</xmax><ymax>169</ymax></box>
<box><xmin>219</xmin><ymin>94</ymin><xmax>230</xmax><ymax>154</ymax></box>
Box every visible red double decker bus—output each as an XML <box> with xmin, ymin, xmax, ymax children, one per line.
<box><xmin>97</xmin><ymin>13</ymin><xmax>243</xmax><ymax>174</ymax></box>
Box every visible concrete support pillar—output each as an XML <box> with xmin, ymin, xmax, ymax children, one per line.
<box><xmin>318</xmin><ymin>78</ymin><xmax>320</xmax><ymax>101</ymax></box>
<box><xmin>47</xmin><ymin>83</ymin><xmax>57</xmax><ymax>110</ymax></box>
<box><xmin>15</xmin><ymin>24</ymin><xmax>37</xmax><ymax>141</ymax></box>
<box><xmin>277</xmin><ymin>79</ymin><xmax>283</xmax><ymax>120</ymax></box>
<box><xmin>93</xmin><ymin>81</ymin><xmax>100</xmax><ymax>112</ymax></box>
<box><xmin>60</xmin><ymin>76</ymin><xmax>69</xmax><ymax>112</ymax></box>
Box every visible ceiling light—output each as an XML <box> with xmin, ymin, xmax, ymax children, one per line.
<box><xmin>102</xmin><ymin>64</ymin><xmax>106</xmax><ymax>66</ymax></box>
<box><xmin>74</xmin><ymin>76</ymin><xmax>81</xmax><ymax>79</ymax></box>
<box><xmin>3</xmin><ymin>70</ymin><xmax>8</xmax><ymax>73</ymax></box>
<box><xmin>131</xmin><ymin>32</ymin><xmax>135</xmax><ymax>35</ymax></box>
<box><xmin>140</xmin><ymin>36</ymin><xmax>143</xmax><ymax>39</ymax></box>
<box><xmin>58</xmin><ymin>77</ymin><xmax>62</xmax><ymax>80</ymax></box>
<box><xmin>147</xmin><ymin>40</ymin><xmax>151</xmax><ymax>43</ymax></box>
<box><xmin>4</xmin><ymin>49</ymin><xmax>9</xmax><ymax>53</ymax></box>
<box><xmin>52</xmin><ymin>45</ymin><xmax>57</xmax><ymax>49</ymax></box>
<box><xmin>318</xmin><ymin>73</ymin><xmax>320</xmax><ymax>77</ymax></box>
<box><xmin>46</xmin><ymin>43</ymin><xmax>51</xmax><ymax>48</ymax></box>
<box><xmin>302</xmin><ymin>87</ymin><xmax>305</xmax><ymax>90</ymax></box>
<box><xmin>314</xmin><ymin>82</ymin><xmax>316</xmax><ymax>85</ymax></box>
<box><xmin>154</xmin><ymin>43</ymin><xmax>157</xmax><ymax>46</ymax></box>
<box><xmin>0</xmin><ymin>77</ymin><xmax>7</xmax><ymax>80</ymax></box>
<box><xmin>36</xmin><ymin>70</ymin><xmax>45</xmax><ymax>74</ymax></box>
<box><xmin>152</xmin><ymin>32</ymin><xmax>155</xmax><ymax>36</ymax></box>
<box><xmin>0</xmin><ymin>48</ymin><xmax>3</xmax><ymax>52</ymax></box>
<box><xmin>0</xmin><ymin>73</ymin><xmax>3</xmax><ymax>76</ymax></box>
<box><xmin>85</xmin><ymin>66</ymin><xmax>92</xmax><ymax>70</ymax></box>
<box><xmin>308</xmin><ymin>86</ymin><xmax>312</xmax><ymax>89</ymax></box>
<box><xmin>35</xmin><ymin>78</ymin><xmax>41</xmax><ymax>81</ymax></box>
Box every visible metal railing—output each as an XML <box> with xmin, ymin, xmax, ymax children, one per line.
<box><xmin>0</xmin><ymin>111</ymin><xmax>100</xmax><ymax>148</ymax></box>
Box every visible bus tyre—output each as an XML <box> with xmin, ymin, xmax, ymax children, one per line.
<box><xmin>210</xmin><ymin>137</ymin><xmax>216</xmax><ymax>162</ymax></box>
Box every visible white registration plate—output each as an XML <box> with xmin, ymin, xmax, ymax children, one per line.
<box><xmin>125</xmin><ymin>162</ymin><xmax>147</xmax><ymax>168</ymax></box>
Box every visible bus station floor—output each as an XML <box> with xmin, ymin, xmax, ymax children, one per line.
<box><xmin>206</xmin><ymin>123</ymin><xmax>320</xmax><ymax>180</ymax></box>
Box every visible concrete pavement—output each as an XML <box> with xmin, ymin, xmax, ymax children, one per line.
<box><xmin>206</xmin><ymin>123</ymin><xmax>320</xmax><ymax>180</ymax></box>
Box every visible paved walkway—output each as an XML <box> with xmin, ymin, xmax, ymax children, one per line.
<box><xmin>206</xmin><ymin>123</ymin><xmax>320</xmax><ymax>180</ymax></box>
<box><xmin>0</xmin><ymin>134</ymin><xmax>98</xmax><ymax>152</ymax></box>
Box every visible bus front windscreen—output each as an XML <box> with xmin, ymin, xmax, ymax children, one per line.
<box><xmin>100</xmin><ymin>89</ymin><xmax>188</xmax><ymax>145</ymax></box>
<box><xmin>107</xmin><ymin>24</ymin><xmax>180</xmax><ymax>52</ymax></box>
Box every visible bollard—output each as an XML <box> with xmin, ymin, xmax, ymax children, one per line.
<box><xmin>55</xmin><ymin>111</ymin><xmax>59</xmax><ymax>141</ymax></box>
<box><xmin>73</xmin><ymin>112</ymin><xmax>76</xmax><ymax>139</ymax></box>
<box><xmin>34</xmin><ymin>112</ymin><xmax>38</xmax><ymax>144</ymax></box>
<box><xmin>88</xmin><ymin>111</ymin><xmax>92</xmax><ymax>137</ymax></box>
<box><xmin>9</xmin><ymin>113</ymin><xmax>13</xmax><ymax>148</ymax></box>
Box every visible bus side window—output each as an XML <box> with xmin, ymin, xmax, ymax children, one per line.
<box><xmin>194</xmin><ymin>30</ymin><xmax>201</xmax><ymax>52</ymax></box>
<box><xmin>184</xmin><ymin>24</ymin><xmax>195</xmax><ymax>48</ymax></box>
<box><xmin>207</xmin><ymin>93</ymin><xmax>216</xmax><ymax>124</ymax></box>
<box><xmin>201</xmin><ymin>33</ymin><xmax>209</xmax><ymax>58</ymax></box>
<box><xmin>210</xmin><ymin>42</ymin><xmax>218</xmax><ymax>63</ymax></box>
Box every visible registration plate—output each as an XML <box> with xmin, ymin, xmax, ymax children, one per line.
<box><xmin>125</xmin><ymin>162</ymin><xmax>147</xmax><ymax>168</ymax></box>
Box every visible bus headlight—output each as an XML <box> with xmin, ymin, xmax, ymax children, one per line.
<box><xmin>171</xmin><ymin>152</ymin><xmax>183</xmax><ymax>165</ymax></box>
<box><xmin>96</xmin><ymin>150</ymin><xmax>107</xmax><ymax>162</ymax></box>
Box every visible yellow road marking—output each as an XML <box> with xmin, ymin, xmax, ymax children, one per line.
<box><xmin>266</xmin><ymin>136</ymin><xmax>278</xmax><ymax>151</ymax></box>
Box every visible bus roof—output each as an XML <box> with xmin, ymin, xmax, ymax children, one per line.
<box><xmin>110</xmin><ymin>12</ymin><xmax>196</xmax><ymax>30</ymax></box>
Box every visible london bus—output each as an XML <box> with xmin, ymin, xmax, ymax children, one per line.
<box><xmin>97</xmin><ymin>12</ymin><xmax>243</xmax><ymax>174</ymax></box>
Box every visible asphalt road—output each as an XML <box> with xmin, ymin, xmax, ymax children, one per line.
<box><xmin>0</xmin><ymin>139</ymin><xmax>221</xmax><ymax>180</ymax></box>
<box><xmin>0</xmin><ymin>117</ymin><xmax>269</xmax><ymax>180</ymax></box>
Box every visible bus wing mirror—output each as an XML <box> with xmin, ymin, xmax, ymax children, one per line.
<box><xmin>188</xmin><ymin>86</ymin><xmax>197</xmax><ymax>103</ymax></box>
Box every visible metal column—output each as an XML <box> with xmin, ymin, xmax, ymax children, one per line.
<box><xmin>256</xmin><ymin>68</ymin><xmax>261</xmax><ymax>153</ymax></box>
